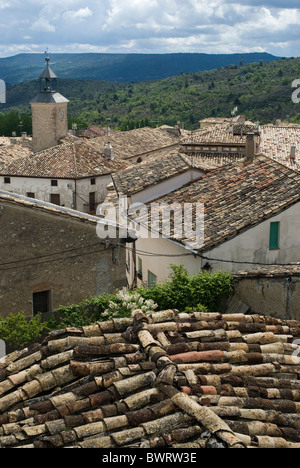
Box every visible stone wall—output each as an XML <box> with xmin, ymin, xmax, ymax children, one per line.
<box><xmin>0</xmin><ymin>200</ymin><xmax>126</xmax><ymax>318</ymax></box>
<box><xmin>31</xmin><ymin>102</ymin><xmax>68</xmax><ymax>153</ymax></box>
<box><xmin>233</xmin><ymin>270</ymin><xmax>300</xmax><ymax>320</ymax></box>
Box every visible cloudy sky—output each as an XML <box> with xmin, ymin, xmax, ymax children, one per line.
<box><xmin>0</xmin><ymin>0</ymin><xmax>299</xmax><ymax>57</ymax></box>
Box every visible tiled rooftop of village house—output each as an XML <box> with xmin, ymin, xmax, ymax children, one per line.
<box><xmin>131</xmin><ymin>154</ymin><xmax>300</xmax><ymax>251</ymax></box>
<box><xmin>0</xmin><ymin>308</ymin><xmax>300</xmax><ymax>449</ymax></box>
<box><xmin>259</xmin><ymin>124</ymin><xmax>300</xmax><ymax>172</ymax></box>
<box><xmin>182</xmin><ymin>123</ymin><xmax>252</xmax><ymax>146</ymax></box>
<box><xmin>111</xmin><ymin>153</ymin><xmax>194</xmax><ymax>197</ymax></box>
<box><xmin>75</xmin><ymin>125</ymin><xmax>118</xmax><ymax>139</ymax></box>
<box><xmin>0</xmin><ymin>137</ymin><xmax>33</xmax><ymax>166</ymax></box>
<box><xmin>0</xmin><ymin>137</ymin><xmax>129</xmax><ymax>179</ymax></box>
<box><xmin>0</xmin><ymin>127</ymin><xmax>182</xmax><ymax>179</ymax></box>
<box><xmin>90</xmin><ymin>126</ymin><xmax>181</xmax><ymax>160</ymax></box>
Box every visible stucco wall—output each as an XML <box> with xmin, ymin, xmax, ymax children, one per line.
<box><xmin>131</xmin><ymin>170</ymin><xmax>203</xmax><ymax>205</ymax></box>
<box><xmin>130</xmin><ymin>237</ymin><xmax>201</xmax><ymax>287</ymax></box>
<box><xmin>0</xmin><ymin>201</ymin><xmax>126</xmax><ymax>318</ymax></box>
<box><xmin>130</xmin><ymin>202</ymin><xmax>300</xmax><ymax>288</ymax></box>
<box><xmin>203</xmin><ymin>203</ymin><xmax>300</xmax><ymax>274</ymax></box>
<box><xmin>0</xmin><ymin>174</ymin><xmax>112</xmax><ymax>213</ymax></box>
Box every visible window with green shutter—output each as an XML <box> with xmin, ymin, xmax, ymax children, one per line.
<box><xmin>269</xmin><ymin>222</ymin><xmax>280</xmax><ymax>250</ymax></box>
<box><xmin>148</xmin><ymin>270</ymin><xmax>157</xmax><ymax>287</ymax></box>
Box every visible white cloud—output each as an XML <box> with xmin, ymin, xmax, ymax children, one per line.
<box><xmin>31</xmin><ymin>18</ymin><xmax>56</xmax><ymax>33</ymax></box>
<box><xmin>63</xmin><ymin>7</ymin><xmax>93</xmax><ymax>23</ymax></box>
<box><xmin>0</xmin><ymin>0</ymin><xmax>299</xmax><ymax>57</ymax></box>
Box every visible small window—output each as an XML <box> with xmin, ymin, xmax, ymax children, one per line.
<box><xmin>148</xmin><ymin>270</ymin><xmax>157</xmax><ymax>287</ymax></box>
<box><xmin>51</xmin><ymin>180</ymin><xmax>58</xmax><ymax>187</ymax></box>
<box><xmin>4</xmin><ymin>177</ymin><xmax>10</xmax><ymax>184</ymax></box>
<box><xmin>27</xmin><ymin>192</ymin><xmax>35</xmax><ymax>198</ymax></box>
<box><xmin>269</xmin><ymin>222</ymin><xmax>280</xmax><ymax>250</ymax></box>
<box><xmin>33</xmin><ymin>290</ymin><xmax>51</xmax><ymax>316</ymax></box>
<box><xmin>91</xmin><ymin>178</ymin><xmax>96</xmax><ymax>185</ymax></box>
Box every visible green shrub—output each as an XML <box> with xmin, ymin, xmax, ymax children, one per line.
<box><xmin>137</xmin><ymin>265</ymin><xmax>233</xmax><ymax>312</ymax></box>
<box><xmin>2</xmin><ymin>266</ymin><xmax>234</xmax><ymax>351</ymax></box>
<box><xmin>47</xmin><ymin>293</ymin><xmax>117</xmax><ymax>329</ymax></box>
<box><xmin>0</xmin><ymin>312</ymin><xmax>48</xmax><ymax>350</ymax></box>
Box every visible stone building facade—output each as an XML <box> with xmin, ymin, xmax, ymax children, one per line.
<box><xmin>0</xmin><ymin>191</ymin><xmax>126</xmax><ymax>318</ymax></box>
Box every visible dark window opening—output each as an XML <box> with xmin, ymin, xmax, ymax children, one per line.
<box><xmin>91</xmin><ymin>178</ymin><xmax>96</xmax><ymax>185</ymax></box>
<box><xmin>50</xmin><ymin>193</ymin><xmax>61</xmax><ymax>206</ymax></box>
<box><xmin>27</xmin><ymin>192</ymin><xmax>35</xmax><ymax>198</ymax></box>
<box><xmin>4</xmin><ymin>177</ymin><xmax>10</xmax><ymax>184</ymax></box>
<box><xmin>51</xmin><ymin>180</ymin><xmax>58</xmax><ymax>187</ymax></box>
<box><xmin>89</xmin><ymin>192</ymin><xmax>96</xmax><ymax>212</ymax></box>
<box><xmin>33</xmin><ymin>290</ymin><xmax>51</xmax><ymax>316</ymax></box>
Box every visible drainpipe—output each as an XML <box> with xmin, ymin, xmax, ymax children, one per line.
<box><xmin>73</xmin><ymin>179</ymin><xmax>77</xmax><ymax>210</ymax></box>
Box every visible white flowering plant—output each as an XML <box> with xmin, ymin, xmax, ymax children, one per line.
<box><xmin>102</xmin><ymin>287</ymin><xmax>158</xmax><ymax>319</ymax></box>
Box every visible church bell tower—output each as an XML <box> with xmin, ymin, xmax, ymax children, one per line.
<box><xmin>30</xmin><ymin>57</ymin><xmax>69</xmax><ymax>153</ymax></box>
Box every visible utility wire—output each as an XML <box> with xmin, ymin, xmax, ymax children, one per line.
<box><xmin>0</xmin><ymin>238</ymin><xmax>298</xmax><ymax>273</ymax></box>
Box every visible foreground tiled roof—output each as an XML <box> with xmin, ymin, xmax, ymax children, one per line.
<box><xmin>1</xmin><ymin>309</ymin><xmax>300</xmax><ymax>449</ymax></box>
<box><xmin>0</xmin><ymin>138</ymin><xmax>129</xmax><ymax>179</ymax></box>
<box><xmin>111</xmin><ymin>154</ymin><xmax>193</xmax><ymax>196</ymax></box>
<box><xmin>133</xmin><ymin>155</ymin><xmax>300</xmax><ymax>251</ymax></box>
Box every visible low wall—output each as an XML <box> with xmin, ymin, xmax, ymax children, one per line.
<box><xmin>232</xmin><ymin>267</ymin><xmax>300</xmax><ymax>321</ymax></box>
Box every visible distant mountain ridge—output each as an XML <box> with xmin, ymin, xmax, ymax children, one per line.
<box><xmin>0</xmin><ymin>52</ymin><xmax>280</xmax><ymax>84</ymax></box>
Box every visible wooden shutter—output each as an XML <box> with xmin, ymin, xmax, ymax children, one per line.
<box><xmin>50</xmin><ymin>194</ymin><xmax>60</xmax><ymax>206</ymax></box>
<box><xmin>269</xmin><ymin>222</ymin><xmax>280</xmax><ymax>250</ymax></box>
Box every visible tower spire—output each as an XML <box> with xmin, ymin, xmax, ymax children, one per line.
<box><xmin>39</xmin><ymin>56</ymin><xmax>58</xmax><ymax>93</ymax></box>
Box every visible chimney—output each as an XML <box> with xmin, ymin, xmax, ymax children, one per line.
<box><xmin>103</xmin><ymin>142</ymin><xmax>114</xmax><ymax>160</ymax></box>
<box><xmin>290</xmin><ymin>146</ymin><xmax>296</xmax><ymax>162</ymax></box>
<box><xmin>245</xmin><ymin>133</ymin><xmax>255</xmax><ymax>161</ymax></box>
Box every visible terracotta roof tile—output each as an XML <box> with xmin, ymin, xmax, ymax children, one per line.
<box><xmin>111</xmin><ymin>153</ymin><xmax>191</xmax><ymax>196</ymax></box>
<box><xmin>0</xmin><ymin>138</ymin><xmax>129</xmax><ymax>178</ymax></box>
<box><xmin>131</xmin><ymin>155</ymin><xmax>300</xmax><ymax>251</ymax></box>
<box><xmin>1</xmin><ymin>309</ymin><xmax>300</xmax><ymax>448</ymax></box>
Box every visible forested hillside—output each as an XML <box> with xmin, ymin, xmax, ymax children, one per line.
<box><xmin>1</xmin><ymin>57</ymin><xmax>299</xmax><ymax>136</ymax></box>
<box><xmin>0</xmin><ymin>52</ymin><xmax>278</xmax><ymax>85</ymax></box>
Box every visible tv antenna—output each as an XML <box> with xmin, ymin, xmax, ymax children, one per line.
<box><xmin>231</xmin><ymin>106</ymin><xmax>238</xmax><ymax>117</ymax></box>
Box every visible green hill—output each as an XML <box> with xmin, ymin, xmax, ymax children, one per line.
<box><xmin>0</xmin><ymin>52</ymin><xmax>279</xmax><ymax>85</ymax></box>
<box><xmin>1</xmin><ymin>57</ymin><xmax>300</xmax><ymax>135</ymax></box>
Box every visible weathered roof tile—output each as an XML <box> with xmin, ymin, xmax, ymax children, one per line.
<box><xmin>1</xmin><ymin>309</ymin><xmax>300</xmax><ymax>448</ymax></box>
